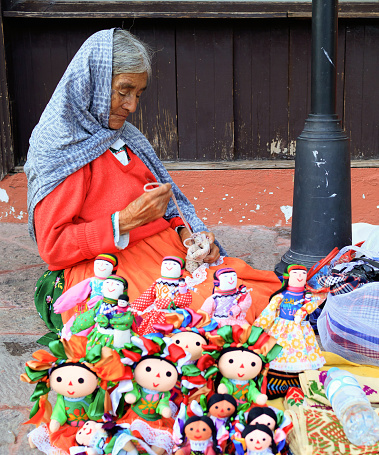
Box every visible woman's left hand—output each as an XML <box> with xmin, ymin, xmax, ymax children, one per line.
<box><xmin>179</xmin><ymin>229</ymin><xmax>220</xmax><ymax>264</ymax></box>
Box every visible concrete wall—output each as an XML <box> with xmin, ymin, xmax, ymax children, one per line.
<box><xmin>1</xmin><ymin>168</ymin><xmax>378</xmax><ymax>227</ymax></box>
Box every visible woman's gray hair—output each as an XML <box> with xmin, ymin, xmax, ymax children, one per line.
<box><xmin>112</xmin><ymin>29</ymin><xmax>153</xmax><ymax>81</ymax></box>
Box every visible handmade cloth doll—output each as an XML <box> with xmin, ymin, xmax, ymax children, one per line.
<box><xmin>54</xmin><ymin>254</ymin><xmax>118</xmax><ymax>337</ymax></box>
<box><xmin>234</xmin><ymin>424</ymin><xmax>278</xmax><ymax>455</ymax></box>
<box><xmin>70</xmin><ymin>275</ymin><xmax>135</xmax><ymax>351</ymax></box>
<box><xmin>22</xmin><ymin>336</ymin><xmax>131</xmax><ymax>454</ymax></box>
<box><xmin>184</xmin><ymin>232</ymin><xmax>211</xmax><ymax>273</ymax></box>
<box><xmin>71</xmin><ymin>416</ymin><xmax>157</xmax><ymax>455</ymax></box>
<box><xmin>117</xmin><ymin>336</ymin><xmax>190</xmax><ymax>455</ymax></box>
<box><xmin>131</xmin><ymin>256</ymin><xmax>192</xmax><ymax>335</ymax></box>
<box><xmin>200</xmin><ymin>268</ymin><xmax>251</xmax><ymax>327</ymax></box>
<box><xmin>175</xmin><ymin>415</ymin><xmax>220</xmax><ymax>455</ymax></box>
<box><xmin>253</xmin><ymin>264</ymin><xmax>326</xmax><ymax>396</ymax></box>
<box><xmin>201</xmin><ymin>325</ymin><xmax>282</xmax><ymax>410</ymax></box>
<box><xmin>206</xmin><ymin>393</ymin><xmax>237</xmax><ymax>434</ymax></box>
<box><xmin>153</xmin><ymin>308</ymin><xmax>219</xmax><ymax>405</ymax></box>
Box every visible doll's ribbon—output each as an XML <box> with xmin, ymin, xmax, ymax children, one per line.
<box><xmin>110</xmin><ymin>379</ymin><xmax>134</xmax><ymax>413</ymax></box>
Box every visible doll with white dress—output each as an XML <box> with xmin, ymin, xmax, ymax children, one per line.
<box><xmin>131</xmin><ymin>256</ymin><xmax>192</xmax><ymax>335</ymax></box>
<box><xmin>253</xmin><ymin>264</ymin><xmax>325</xmax><ymax>374</ymax></box>
<box><xmin>200</xmin><ymin>268</ymin><xmax>251</xmax><ymax>327</ymax></box>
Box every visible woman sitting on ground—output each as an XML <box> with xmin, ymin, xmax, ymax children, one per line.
<box><xmin>25</xmin><ymin>28</ymin><xmax>279</xmax><ymax>331</ymax></box>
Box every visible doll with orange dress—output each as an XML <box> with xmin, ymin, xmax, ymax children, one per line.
<box><xmin>253</xmin><ymin>264</ymin><xmax>326</xmax><ymax>375</ymax></box>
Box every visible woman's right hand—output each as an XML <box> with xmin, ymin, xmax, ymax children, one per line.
<box><xmin>118</xmin><ymin>183</ymin><xmax>172</xmax><ymax>235</ymax></box>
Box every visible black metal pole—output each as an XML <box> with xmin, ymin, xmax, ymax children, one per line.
<box><xmin>275</xmin><ymin>0</ymin><xmax>351</xmax><ymax>274</ymax></box>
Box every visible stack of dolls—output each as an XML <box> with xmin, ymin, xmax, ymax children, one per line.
<box><xmin>22</xmin><ymin>256</ymin><xmax>327</xmax><ymax>455</ymax></box>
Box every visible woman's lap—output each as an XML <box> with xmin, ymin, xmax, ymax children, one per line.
<box><xmin>62</xmin><ymin>228</ymin><xmax>280</xmax><ymax>325</ymax></box>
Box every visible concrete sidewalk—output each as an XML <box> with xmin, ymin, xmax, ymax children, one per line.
<box><xmin>0</xmin><ymin>222</ymin><xmax>290</xmax><ymax>455</ymax></box>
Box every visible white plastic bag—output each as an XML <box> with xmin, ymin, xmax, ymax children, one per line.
<box><xmin>317</xmin><ymin>282</ymin><xmax>379</xmax><ymax>366</ymax></box>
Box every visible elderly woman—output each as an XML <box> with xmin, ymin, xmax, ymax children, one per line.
<box><xmin>25</xmin><ymin>28</ymin><xmax>279</xmax><ymax>331</ymax></box>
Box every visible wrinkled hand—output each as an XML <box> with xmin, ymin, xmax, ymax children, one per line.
<box><xmin>119</xmin><ymin>183</ymin><xmax>172</xmax><ymax>235</ymax></box>
<box><xmin>96</xmin><ymin>314</ymin><xmax>109</xmax><ymax>327</ymax></box>
<box><xmin>180</xmin><ymin>229</ymin><xmax>220</xmax><ymax>264</ymax></box>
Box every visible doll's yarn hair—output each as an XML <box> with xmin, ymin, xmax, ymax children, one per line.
<box><xmin>95</xmin><ymin>253</ymin><xmax>118</xmax><ymax>271</ymax></box>
<box><xmin>207</xmin><ymin>393</ymin><xmax>238</xmax><ymax>420</ymax></box>
<box><xmin>269</xmin><ymin>263</ymin><xmax>307</xmax><ymax>301</ymax></box>
<box><xmin>106</xmin><ymin>274</ymin><xmax>128</xmax><ymax>290</ymax></box>
<box><xmin>135</xmin><ymin>354</ymin><xmax>178</xmax><ymax>373</ymax></box>
<box><xmin>242</xmin><ymin>423</ymin><xmax>278</xmax><ymax>453</ymax></box>
<box><xmin>162</xmin><ymin>256</ymin><xmax>185</xmax><ymax>270</ymax></box>
<box><xmin>182</xmin><ymin>416</ymin><xmax>219</xmax><ymax>454</ymax></box>
<box><xmin>247</xmin><ymin>407</ymin><xmax>279</xmax><ymax>430</ymax></box>
<box><xmin>49</xmin><ymin>361</ymin><xmax>97</xmax><ymax>378</ymax></box>
<box><xmin>219</xmin><ymin>346</ymin><xmax>264</xmax><ymax>366</ymax></box>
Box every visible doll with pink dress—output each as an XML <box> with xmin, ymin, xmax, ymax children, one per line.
<box><xmin>200</xmin><ymin>268</ymin><xmax>251</xmax><ymax>327</ymax></box>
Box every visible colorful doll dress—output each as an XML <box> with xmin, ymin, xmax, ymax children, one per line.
<box><xmin>131</xmin><ymin>278</ymin><xmax>192</xmax><ymax>335</ymax></box>
<box><xmin>220</xmin><ymin>378</ymin><xmax>262</xmax><ymax>410</ymax></box>
<box><xmin>201</xmin><ymin>288</ymin><xmax>251</xmax><ymax>327</ymax></box>
<box><xmin>119</xmin><ymin>384</ymin><xmax>176</xmax><ymax>454</ymax></box>
<box><xmin>253</xmin><ymin>287</ymin><xmax>326</xmax><ymax>373</ymax></box>
<box><xmin>71</xmin><ymin>297</ymin><xmax>135</xmax><ymax>352</ymax></box>
<box><xmin>47</xmin><ymin>392</ymin><xmax>97</xmax><ymax>452</ymax></box>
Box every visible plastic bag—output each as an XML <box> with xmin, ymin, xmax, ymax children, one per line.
<box><xmin>317</xmin><ymin>282</ymin><xmax>379</xmax><ymax>366</ymax></box>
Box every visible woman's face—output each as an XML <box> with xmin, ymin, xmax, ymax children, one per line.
<box><xmin>109</xmin><ymin>72</ymin><xmax>148</xmax><ymax>130</ymax></box>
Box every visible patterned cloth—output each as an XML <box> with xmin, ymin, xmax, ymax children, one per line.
<box><xmin>317</xmin><ymin>273</ymin><xmax>368</xmax><ymax>295</ymax></box>
<box><xmin>24</xmin><ymin>28</ymin><xmax>226</xmax><ymax>256</ymax></box>
<box><xmin>285</xmin><ymin>405</ymin><xmax>379</xmax><ymax>454</ymax></box>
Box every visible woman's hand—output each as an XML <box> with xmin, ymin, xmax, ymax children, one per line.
<box><xmin>119</xmin><ymin>183</ymin><xmax>172</xmax><ymax>235</ymax></box>
<box><xmin>180</xmin><ymin>229</ymin><xmax>220</xmax><ymax>264</ymax></box>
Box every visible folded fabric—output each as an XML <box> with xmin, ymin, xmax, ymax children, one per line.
<box><xmin>285</xmin><ymin>406</ymin><xmax>379</xmax><ymax>455</ymax></box>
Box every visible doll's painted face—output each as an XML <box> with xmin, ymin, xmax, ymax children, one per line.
<box><xmin>102</xmin><ymin>278</ymin><xmax>126</xmax><ymax>300</ymax></box>
<box><xmin>134</xmin><ymin>358</ymin><xmax>178</xmax><ymax>392</ymax></box>
<box><xmin>218</xmin><ymin>350</ymin><xmax>262</xmax><ymax>381</ymax></box>
<box><xmin>171</xmin><ymin>332</ymin><xmax>206</xmax><ymax>361</ymax></box>
<box><xmin>218</xmin><ymin>271</ymin><xmax>238</xmax><ymax>291</ymax></box>
<box><xmin>288</xmin><ymin>269</ymin><xmax>307</xmax><ymax>288</ymax></box>
<box><xmin>161</xmin><ymin>259</ymin><xmax>182</xmax><ymax>279</ymax></box>
<box><xmin>185</xmin><ymin>420</ymin><xmax>213</xmax><ymax>441</ymax></box>
<box><xmin>76</xmin><ymin>421</ymin><xmax>105</xmax><ymax>446</ymax></box>
<box><xmin>250</xmin><ymin>414</ymin><xmax>276</xmax><ymax>431</ymax></box>
<box><xmin>94</xmin><ymin>260</ymin><xmax>114</xmax><ymax>279</ymax></box>
<box><xmin>245</xmin><ymin>429</ymin><xmax>272</xmax><ymax>452</ymax></box>
<box><xmin>50</xmin><ymin>365</ymin><xmax>98</xmax><ymax>398</ymax></box>
<box><xmin>208</xmin><ymin>400</ymin><xmax>236</xmax><ymax>419</ymax></box>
